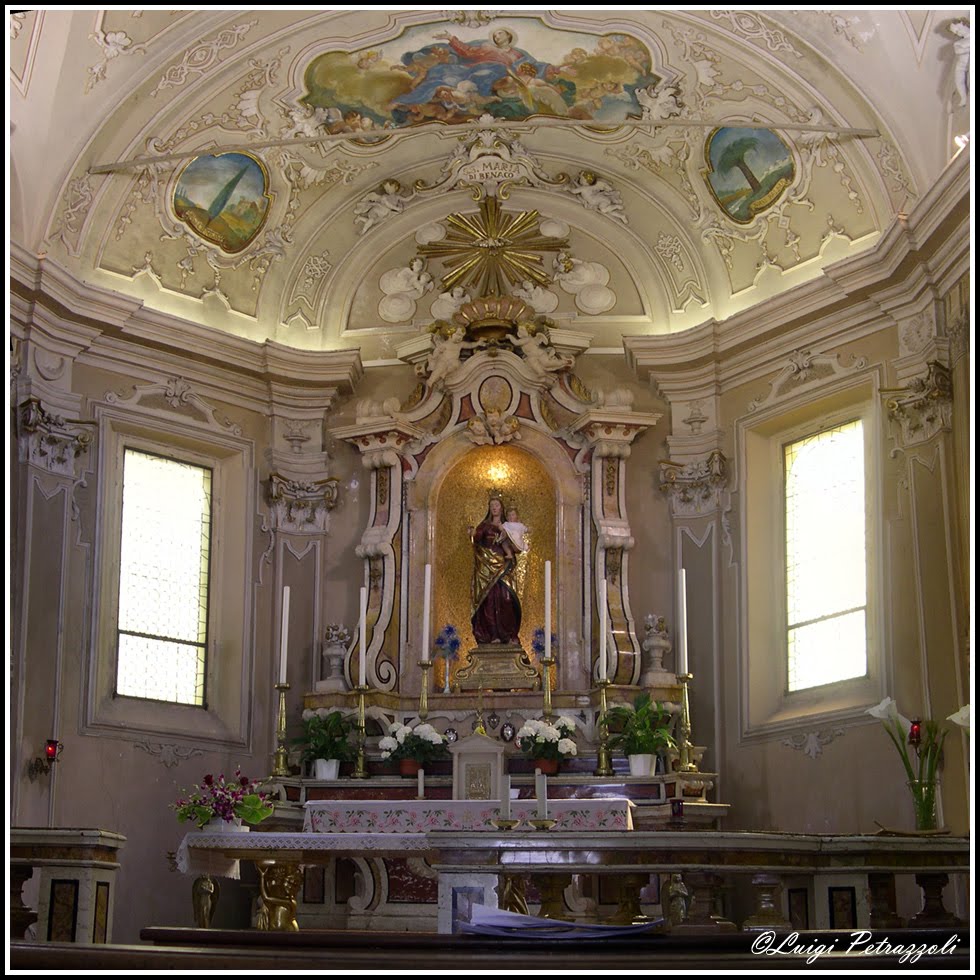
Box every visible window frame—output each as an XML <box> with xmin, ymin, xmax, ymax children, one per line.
<box><xmin>739</xmin><ymin>372</ymin><xmax>885</xmax><ymax>738</ymax></box>
<box><xmin>86</xmin><ymin>405</ymin><xmax>254</xmax><ymax>746</ymax></box>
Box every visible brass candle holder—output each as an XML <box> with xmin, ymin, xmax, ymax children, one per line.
<box><xmin>540</xmin><ymin>655</ymin><xmax>555</xmax><ymax>721</ymax></box>
<box><xmin>593</xmin><ymin>678</ymin><xmax>614</xmax><ymax>777</ymax></box>
<box><xmin>418</xmin><ymin>660</ymin><xmax>432</xmax><ymax>722</ymax></box>
<box><xmin>678</xmin><ymin>672</ymin><xmax>699</xmax><ymax>773</ymax></box>
<box><xmin>352</xmin><ymin>684</ymin><xmax>370</xmax><ymax>780</ymax></box>
<box><xmin>491</xmin><ymin>818</ymin><xmax>520</xmax><ymax>831</ymax></box>
<box><xmin>528</xmin><ymin>818</ymin><xmax>557</xmax><ymax>831</ymax></box>
<box><xmin>272</xmin><ymin>682</ymin><xmax>290</xmax><ymax>777</ymax></box>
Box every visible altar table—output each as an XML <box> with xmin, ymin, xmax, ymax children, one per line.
<box><xmin>176</xmin><ymin>829</ymin><xmax>968</xmax><ymax>934</ymax></box>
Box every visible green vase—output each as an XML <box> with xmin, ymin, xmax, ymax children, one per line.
<box><xmin>908</xmin><ymin>779</ymin><xmax>939</xmax><ymax>831</ymax></box>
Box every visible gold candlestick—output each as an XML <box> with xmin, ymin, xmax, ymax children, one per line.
<box><xmin>418</xmin><ymin>660</ymin><xmax>432</xmax><ymax>722</ymax></box>
<box><xmin>272</xmin><ymin>682</ymin><xmax>290</xmax><ymax>777</ymax></box>
<box><xmin>540</xmin><ymin>656</ymin><xmax>555</xmax><ymax>721</ymax></box>
<box><xmin>594</xmin><ymin>678</ymin><xmax>614</xmax><ymax>776</ymax></box>
<box><xmin>678</xmin><ymin>672</ymin><xmax>699</xmax><ymax>773</ymax></box>
<box><xmin>352</xmin><ymin>685</ymin><xmax>370</xmax><ymax>780</ymax></box>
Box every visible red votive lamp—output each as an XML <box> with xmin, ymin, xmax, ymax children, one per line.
<box><xmin>908</xmin><ymin>719</ymin><xmax>922</xmax><ymax>747</ymax></box>
<box><xmin>45</xmin><ymin>739</ymin><xmax>60</xmax><ymax>761</ymax></box>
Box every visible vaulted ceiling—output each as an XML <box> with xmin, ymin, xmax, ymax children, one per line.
<box><xmin>9</xmin><ymin>9</ymin><xmax>970</xmax><ymax>362</ymax></box>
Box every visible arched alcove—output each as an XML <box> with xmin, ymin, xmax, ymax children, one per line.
<box><xmin>407</xmin><ymin>423</ymin><xmax>586</xmax><ymax>691</ymax></box>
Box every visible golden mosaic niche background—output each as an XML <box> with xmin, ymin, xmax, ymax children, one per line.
<box><xmin>434</xmin><ymin>444</ymin><xmax>556</xmax><ymax>688</ymax></box>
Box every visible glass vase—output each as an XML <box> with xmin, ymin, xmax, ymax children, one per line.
<box><xmin>908</xmin><ymin>778</ymin><xmax>939</xmax><ymax>831</ymax></box>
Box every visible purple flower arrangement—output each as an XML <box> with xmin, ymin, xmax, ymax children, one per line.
<box><xmin>531</xmin><ymin>628</ymin><xmax>558</xmax><ymax>657</ymax></box>
<box><xmin>172</xmin><ymin>768</ymin><xmax>274</xmax><ymax>829</ymax></box>
<box><xmin>434</xmin><ymin>624</ymin><xmax>461</xmax><ymax>695</ymax></box>
<box><xmin>433</xmin><ymin>624</ymin><xmax>461</xmax><ymax>661</ymax></box>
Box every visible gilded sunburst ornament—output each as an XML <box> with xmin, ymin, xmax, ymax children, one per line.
<box><xmin>419</xmin><ymin>196</ymin><xmax>569</xmax><ymax>296</ymax></box>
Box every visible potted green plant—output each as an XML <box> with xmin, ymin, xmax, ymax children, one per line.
<box><xmin>607</xmin><ymin>693</ymin><xmax>676</xmax><ymax>777</ymax></box>
<box><xmin>172</xmin><ymin>768</ymin><xmax>275</xmax><ymax>831</ymax></box>
<box><xmin>298</xmin><ymin>708</ymin><xmax>355</xmax><ymax>780</ymax></box>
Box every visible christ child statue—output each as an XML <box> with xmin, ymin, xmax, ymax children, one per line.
<box><xmin>499</xmin><ymin>506</ymin><xmax>528</xmax><ymax>555</ymax></box>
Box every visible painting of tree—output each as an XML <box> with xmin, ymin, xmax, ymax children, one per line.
<box><xmin>173</xmin><ymin>153</ymin><xmax>271</xmax><ymax>253</ymax></box>
<box><xmin>703</xmin><ymin>127</ymin><xmax>794</xmax><ymax>224</ymax></box>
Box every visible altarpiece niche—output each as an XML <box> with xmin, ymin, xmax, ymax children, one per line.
<box><xmin>332</xmin><ymin>296</ymin><xmax>661</xmax><ymax>707</ymax></box>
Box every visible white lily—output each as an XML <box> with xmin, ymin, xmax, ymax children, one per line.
<box><xmin>866</xmin><ymin>696</ymin><xmax>912</xmax><ymax>734</ymax></box>
<box><xmin>947</xmin><ymin>704</ymin><xmax>970</xmax><ymax>731</ymax></box>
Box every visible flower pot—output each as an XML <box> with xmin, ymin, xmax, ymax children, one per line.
<box><xmin>313</xmin><ymin>758</ymin><xmax>340</xmax><ymax>781</ymax></box>
<box><xmin>533</xmin><ymin>757</ymin><xmax>559</xmax><ymax>776</ymax></box>
<box><xmin>628</xmin><ymin>753</ymin><xmax>654</xmax><ymax>777</ymax></box>
<box><xmin>204</xmin><ymin>816</ymin><xmax>249</xmax><ymax>833</ymax></box>
<box><xmin>399</xmin><ymin>758</ymin><xmax>422</xmax><ymax>778</ymax></box>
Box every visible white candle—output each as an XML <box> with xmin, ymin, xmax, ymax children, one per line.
<box><xmin>535</xmin><ymin>769</ymin><xmax>546</xmax><ymax>819</ymax></box>
<box><xmin>278</xmin><ymin>586</ymin><xmax>290</xmax><ymax>684</ymax></box>
<box><xmin>359</xmin><ymin>586</ymin><xmax>368</xmax><ymax>687</ymax></box>
<box><xmin>678</xmin><ymin>568</ymin><xmax>689</xmax><ymax>676</ymax></box>
<box><xmin>599</xmin><ymin>578</ymin><xmax>608</xmax><ymax>682</ymax></box>
<box><xmin>421</xmin><ymin>563</ymin><xmax>432</xmax><ymax>663</ymax></box>
<box><xmin>544</xmin><ymin>561</ymin><xmax>552</xmax><ymax>660</ymax></box>
<box><xmin>501</xmin><ymin>774</ymin><xmax>511</xmax><ymax>820</ymax></box>
<box><xmin>417</xmin><ymin>767</ymin><xmax>425</xmax><ymax>799</ymax></box>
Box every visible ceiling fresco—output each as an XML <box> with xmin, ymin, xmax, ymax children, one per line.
<box><xmin>300</xmin><ymin>18</ymin><xmax>662</xmax><ymax>130</ymax></box>
<box><xmin>10</xmin><ymin>9</ymin><xmax>968</xmax><ymax>361</ymax></box>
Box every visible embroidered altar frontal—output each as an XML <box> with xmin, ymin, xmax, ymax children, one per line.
<box><xmin>303</xmin><ymin>798</ymin><xmax>633</xmax><ymax>833</ymax></box>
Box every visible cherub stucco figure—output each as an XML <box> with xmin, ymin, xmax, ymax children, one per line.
<box><xmin>506</xmin><ymin>323</ymin><xmax>571</xmax><ymax>379</ymax></box>
<box><xmin>423</xmin><ymin>326</ymin><xmax>484</xmax><ymax>388</ymax></box>
<box><xmin>354</xmin><ymin>179</ymin><xmax>415</xmax><ymax>235</ymax></box>
<box><xmin>567</xmin><ymin>170</ymin><xmax>627</xmax><ymax>223</ymax></box>
<box><xmin>378</xmin><ymin>257</ymin><xmax>434</xmax><ymax>323</ymax></box>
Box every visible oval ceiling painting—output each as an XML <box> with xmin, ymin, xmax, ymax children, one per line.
<box><xmin>703</xmin><ymin>127</ymin><xmax>795</xmax><ymax>225</ymax></box>
<box><xmin>172</xmin><ymin>152</ymin><xmax>271</xmax><ymax>254</ymax></box>
<box><xmin>300</xmin><ymin>18</ymin><xmax>661</xmax><ymax>133</ymax></box>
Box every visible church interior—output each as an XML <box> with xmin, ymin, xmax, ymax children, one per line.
<box><xmin>9</xmin><ymin>7</ymin><xmax>972</xmax><ymax>966</ymax></box>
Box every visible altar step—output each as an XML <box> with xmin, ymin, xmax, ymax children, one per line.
<box><xmin>12</xmin><ymin>928</ymin><xmax>970</xmax><ymax>971</ymax></box>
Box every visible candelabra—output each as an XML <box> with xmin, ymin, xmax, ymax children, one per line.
<box><xmin>677</xmin><ymin>672</ymin><xmax>699</xmax><ymax>773</ymax></box>
<box><xmin>540</xmin><ymin>655</ymin><xmax>555</xmax><ymax>722</ymax></box>
<box><xmin>272</xmin><ymin>682</ymin><xmax>290</xmax><ymax>777</ymax></box>
<box><xmin>418</xmin><ymin>660</ymin><xmax>432</xmax><ymax>722</ymax></box>
<box><xmin>352</xmin><ymin>685</ymin><xmax>370</xmax><ymax>779</ymax></box>
<box><xmin>593</xmin><ymin>678</ymin><xmax>614</xmax><ymax>776</ymax></box>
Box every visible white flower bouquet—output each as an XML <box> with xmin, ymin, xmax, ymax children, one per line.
<box><xmin>378</xmin><ymin>721</ymin><xmax>448</xmax><ymax>764</ymax></box>
<box><xmin>515</xmin><ymin>716</ymin><xmax>578</xmax><ymax>762</ymax></box>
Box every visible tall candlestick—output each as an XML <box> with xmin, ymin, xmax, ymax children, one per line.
<box><xmin>359</xmin><ymin>586</ymin><xmax>367</xmax><ymax>687</ymax></box>
<box><xmin>535</xmin><ymin>769</ymin><xmax>547</xmax><ymax>819</ymax></box>
<box><xmin>417</xmin><ymin>767</ymin><xmax>425</xmax><ymax>800</ymax></box>
<box><xmin>278</xmin><ymin>586</ymin><xmax>290</xmax><ymax>684</ymax></box>
<box><xmin>421</xmin><ymin>563</ymin><xmax>432</xmax><ymax>663</ymax></box>
<box><xmin>599</xmin><ymin>578</ymin><xmax>608</xmax><ymax>682</ymax></box>
<box><xmin>544</xmin><ymin>560</ymin><xmax>552</xmax><ymax>661</ymax></box>
<box><xmin>501</xmin><ymin>774</ymin><xmax>511</xmax><ymax>820</ymax></box>
<box><xmin>678</xmin><ymin>568</ymin><xmax>689</xmax><ymax>676</ymax></box>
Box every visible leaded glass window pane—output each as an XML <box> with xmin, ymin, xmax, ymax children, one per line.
<box><xmin>784</xmin><ymin>420</ymin><xmax>866</xmax><ymax>692</ymax></box>
<box><xmin>116</xmin><ymin>448</ymin><xmax>212</xmax><ymax>705</ymax></box>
